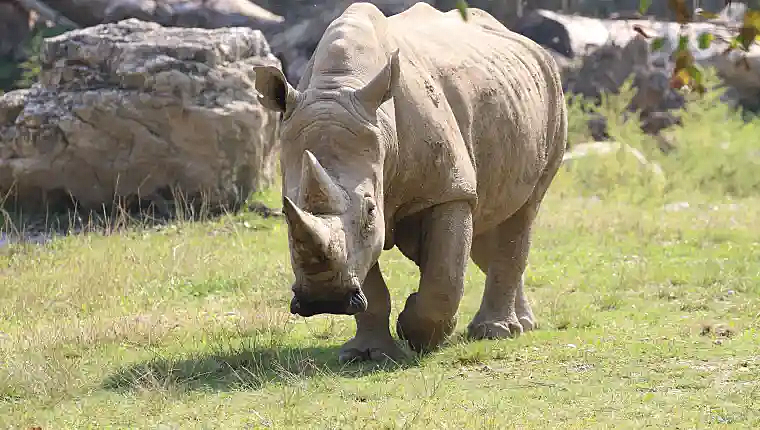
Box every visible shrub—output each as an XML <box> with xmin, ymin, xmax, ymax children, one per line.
<box><xmin>559</xmin><ymin>70</ymin><xmax>760</xmax><ymax>203</ymax></box>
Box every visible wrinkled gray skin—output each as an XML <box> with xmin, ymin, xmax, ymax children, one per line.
<box><xmin>253</xmin><ymin>2</ymin><xmax>567</xmax><ymax>363</ymax></box>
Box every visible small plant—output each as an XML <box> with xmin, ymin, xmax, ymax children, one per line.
<box><xmin>1</xmin><ymin>24</ymin><xmax>70</xmax><ymax>91</ymax></box>
<box><xmin>556</xmin><ymin>68</ymin><xmax>760</xmax><ymax>203</ymax></box>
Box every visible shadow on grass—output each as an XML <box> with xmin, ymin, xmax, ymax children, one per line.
<box><xmin>102</xmin><ymin>343</ymin><xmax>418</xmax><ymax>392</ymax></box>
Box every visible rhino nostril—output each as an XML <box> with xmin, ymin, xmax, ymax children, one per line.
<box><xmin>290</xmin><ymin>296</ymin><xmax>302</xmax><ymax>314</ymax></box>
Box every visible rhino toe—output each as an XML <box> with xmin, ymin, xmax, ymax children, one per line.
<box><xmin>467</xmin><ymin>317</ymin><xmax>524</xmax><ymax>340</ymax></box>
<box><xmin>518</xmin><ymin>315</ymin><xmax>537</xmax><ymax>332</ymax></box>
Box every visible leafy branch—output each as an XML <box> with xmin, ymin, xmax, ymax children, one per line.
<box><xmin>456</xmin><ymin>0</ymin><xmax>469</xmax><ymax>21</ymax></box>
<box><xmin>636</xmin><ymin>0</ymin><xmax>760</xmax><ymax>94</ymax></box>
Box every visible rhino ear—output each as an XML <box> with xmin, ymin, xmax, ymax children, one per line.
<box><xmin>253</xmin><ymin>65</ymin><xmax>300</xmax><ymax>113</ymax></box>
<box><xmin>355</xmin><ymin>49</ymin><xmax>400</xmax><ymax>114</ymax></box>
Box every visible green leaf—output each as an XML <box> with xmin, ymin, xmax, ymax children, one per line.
<box><xmin>735</xmin><ymin>31</ymin><xmax>752</xmax><ymax>51</ymax></box>
<box><xmin>639</xmin><ymin>0</ymin><xmax>652</xmax><ymax>14</ymax></box>
<box><xmin>687</xmin><ymin>65</ymin><xmax>703</xmax><ymax>85</ymax></box>
<box><xmin>697</xmin><ymin>32</ymin><xmax>713</xmax><ymax>49</ymax></box>
<box><xmin>651</xmin><ymin>37</ymin><xmax>667</xmax><ymax>51</ymax></box>
<box><xmin>456</xmin><ymin>0</ymin><xmax>469</xmax><ymax>21</ymax></box>
<box><xmin>688</xmin><ymin>65</ymin><xmax>706</xmax><ymax>93</ymax></box>
<box><xmin>677</xmin><ymin>34</ymin><xmax>690</xmax><ymax>52</ymax></box>
<box><xmin>744</xmin><ymin>9</ymin><xmax>760</xmax><ymax>31</ymax></box>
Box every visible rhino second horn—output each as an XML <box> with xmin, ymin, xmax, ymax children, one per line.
<box><xmin>299</xmin><ymin>150</ymin><xmax>348</xmax><ymax>214</ymax></box>
<box><xmin>282</xmin><ymin>196</ymin><xmax>331</xmax><ymax>253</ymax></box>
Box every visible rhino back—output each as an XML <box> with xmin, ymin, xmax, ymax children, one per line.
<box><xmin>384</xmin><ymin>4</ymin><xmax>566</xmax><ymax>232</ymax></box>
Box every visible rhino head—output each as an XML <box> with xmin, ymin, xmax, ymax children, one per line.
<box><xmin>253</xmin><ymin>51</ymin><xmax>399</xmax><ymax>317</ymax></box>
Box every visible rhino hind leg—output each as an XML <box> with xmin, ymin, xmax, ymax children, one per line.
<box><xmin>395</xmin><ymin>200</ymin><xmax>473</xmax><ymax>353</ymax></box>
<box><xmin>339</xmin><ymin>263</ymin><xmax>408</xmax><ymax>364</ymax></box>
<box><xmin>466</xmin><ymin>210</ymin><xmax>538</xmax><ymax>341</ymax></box>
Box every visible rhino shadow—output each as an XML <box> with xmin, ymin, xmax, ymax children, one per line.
<box><xmin>102</xmin><ymin>344</ymin><xmax>417</xmax><ymax>392</ymax></box>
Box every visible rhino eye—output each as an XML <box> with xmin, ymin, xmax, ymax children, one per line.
<box><xmin>366</xmin><ymin>199</ymin><xmax>376</xmax><ymax>217</ymax></box>
<box><xmin>363</xmin><ymin>194</ymin><xmax>376</xmax><ymax>220</ymax></box>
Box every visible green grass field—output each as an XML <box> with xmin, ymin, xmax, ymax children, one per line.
<box><xmin>2</xmin><ymin>86</ymin><xmax>760</xmax><ymax>428</ymax></box>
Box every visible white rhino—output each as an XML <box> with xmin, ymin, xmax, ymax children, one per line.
<box><xmin>253</xmin><ymin>2</ymin><xmax>567</xmax><ymax>363</ymax></box>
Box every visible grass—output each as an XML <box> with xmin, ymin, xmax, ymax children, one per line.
<box><xmin>2</xmin><ymin>84</ymin><xmax>760</xmax><ymax>428</ymax></box>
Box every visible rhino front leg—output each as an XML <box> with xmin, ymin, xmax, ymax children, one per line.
<box><xmin>467</xmin><ymin>201</ymin><xmax>539</xmax><ymax>340</ymax></box>
<box><xmin>339</xmin><ymin>263</ymin><xmax>407</xmax><ymax>364</ymax></box>
<box><xmin>396</xmin><ymin>200</ymin><xmax>473</xmax><ymax>353</ymax></box>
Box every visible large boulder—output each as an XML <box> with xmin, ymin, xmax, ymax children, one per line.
<box><xmin>0</xmin><ymin>19</ymin><xmax>281</xmax><ymax>215</ymax></box>
<box><xmin>513</xmin><ymin>9</ymin><xmax>617</xmax><ymax>60</ymax></box>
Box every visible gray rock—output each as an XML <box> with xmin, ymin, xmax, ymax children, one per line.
<box><xmin>562</xmin><ymin>141</ymin><xmax>665</xmax><ymax>179</ymax></box>
<box><xmin>0</xmin><ymin>19</ymin><xmax>281</xmax><ymax>215</ymax></box>
<box><xmin>45</xmin><ymin>0</ymin><xmax>283</xmax><ymax>29</ymax></box>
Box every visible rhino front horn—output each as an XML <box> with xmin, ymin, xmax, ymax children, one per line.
<box><xmin>282</xmin><ymin>196</ymin><xmax>331</xmax><ymax>253</ymax></box>
<box><xmin>299</xmin><ymin>150</ymin><xmax>348</xmax><ymax>214</ymax></box>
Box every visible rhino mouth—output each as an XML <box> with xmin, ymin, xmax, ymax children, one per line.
<box><xmin>290</xmin><ymin>289</ymin><xmax>368</xmax><ymax>317</ymax></box>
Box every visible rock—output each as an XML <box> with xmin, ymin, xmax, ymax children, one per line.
<box><xmin>0</xmin><ymin>19</ymin><xmax>281</xmax><ymax>215</ymax></box>
<box><xmin>711</xmin><ymin>1</ymin><xmax>747</xmax><ymax>25</ymax></box>
<box><xmin>640</xmin><ymin>111</ymin><xmax>681</xmax><ymax>136</ymax></box>
<box><xmin>158</xmin><ymin>0</ymin><xmax>284</xmax><ymax>29</ymax></box>
<box><xmin>513</xmin><ymin>9</ymin><xmax>616</xmax><ymax>60</ymax></box>
<box><xmin>44</xmin><ymin>0</ymin><xmax>284</xmax><ymax>30</ymax></box>
<box><xmin>103</xmin><ymin>0</ymin><xmax>161</xmax><ymax>23</ymax></box>
<box><xmin>586</xmin><ymin>113</ymin><xmax>609</xmax><ymax>141</ymax></box>
<box><xmin>562</xmin><ymin>141</ymin><xmax>665</xmax><ymax>179</ymax></box>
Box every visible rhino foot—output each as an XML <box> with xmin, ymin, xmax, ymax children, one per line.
<box><xmin>338</xmin><ymin>334</ymin><xmax>408</xmax><ymax>364</ymax></box>
<box><xmin>396</xmin><ymin>293</ymin><xmax>457</xmax><ymax>354</ymax></box>
<box><xmin>466</xmin><ymin>313</ymin><xmax>524</xmax><ymax>340</ymax></box>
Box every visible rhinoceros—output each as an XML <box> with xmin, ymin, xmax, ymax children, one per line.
<box><xmin>253</xmin><ymin>2</ymin><xmax>567</xmax><ymax>363</ymax></box>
